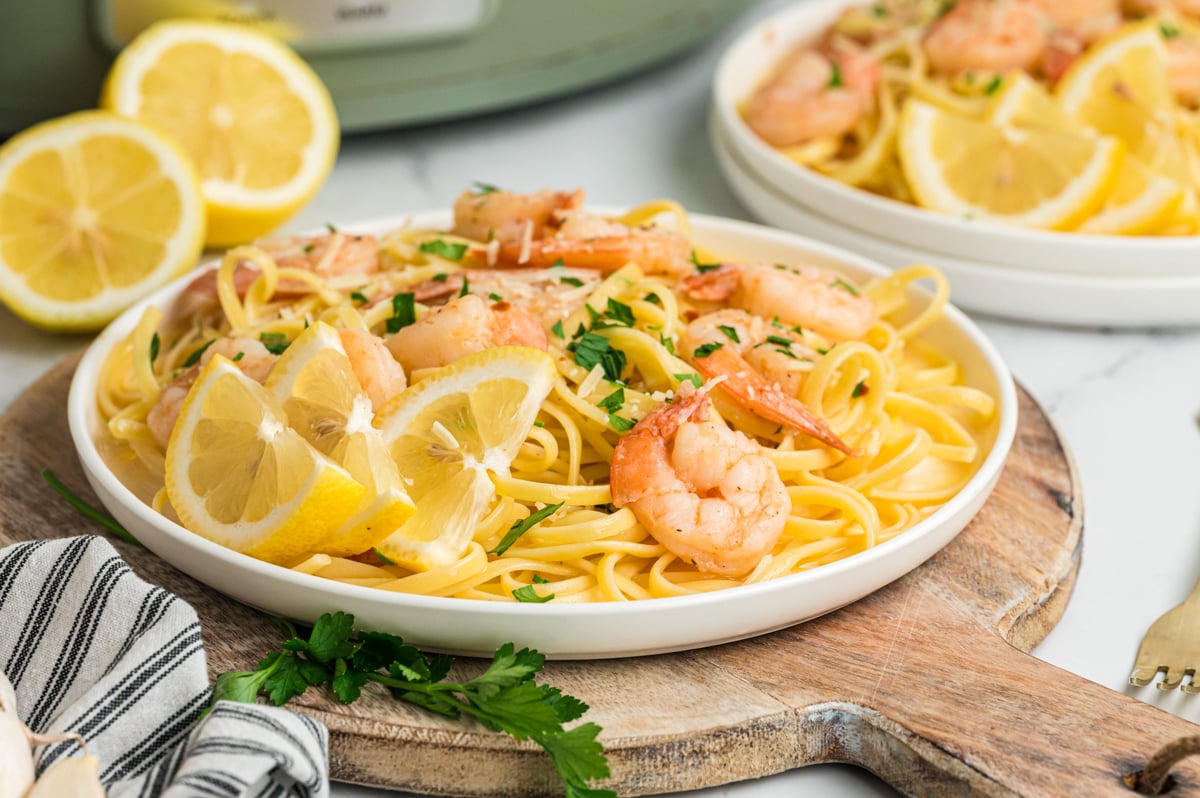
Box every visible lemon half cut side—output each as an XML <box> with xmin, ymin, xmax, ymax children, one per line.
<box><xmin>102</xmin><ymin>20</ymin><xmax>339</xmax><ymax>247</ymax></box>
<box><xmin>0</xmin><ymin>111</ymin><xmax>205</xmax><ymax>331</ymax></box>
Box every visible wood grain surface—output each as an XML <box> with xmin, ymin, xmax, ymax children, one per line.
<box><xmin>2</xmin><ymin>353</ymin><xmax>1198</xmax><ymax>797</ymax></box>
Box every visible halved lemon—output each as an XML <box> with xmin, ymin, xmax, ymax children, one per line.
<box><xmin>898</xmin><ymin>99</ymin><xmax>1123</xmax><ymax>229</ymax></box>
<box><xmin>373</xmin><ymin>347</ymin><xmax>557</xmax><ymax>571</ymax></box>
<box><xmin>101</xmin><ymin>20</ymin><xmax>338</xmax><ymax>248</ymax></box>
<box><xmin>165</xmin><ymin>355</ymin><xmax>365</xmax><ymax>565</ymax></box>
<box><xmin>266</xmin><ymin>321</ymin><xmax>414</xmax><ymax>556</ymax></box>
<box><xmin>1056</xmin><ymin>22</ymin><xmax>1176</xmax><ymax>170</ymax></box>
<box><xmin>0</xmin><ymin>111</ymin><xmax>204</xmax><ymax>331</ymax></box>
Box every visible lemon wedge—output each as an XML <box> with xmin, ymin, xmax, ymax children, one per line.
<box><xmin>1079</xmin><ymin>156</ymin><xmax>1185</xmax><ymax>234</ymax></box>
<box><xmin>987</xmin><ymin>71</ymin><xmax>1081</xmax><ymax>133</ymax></box>
<box><xmin>374</xmin><ymin>347</ymin><xmax>557</xmax><ymax>571</ymax></box>
<box><xmin>0</xmin><ymin>111</ymin><xmax>204</xmax><ymax>331</ymax></box>
<box><xmin>165</xmin><ymin>355</ymin><xmax>365</xmax><ymax>565</ymax></box>
<box><xmin>898</xmin><ymin>99</ymin><xmax>1123</xmax><ymax>229</ymax></box>
<box><xmin>101</xmin><ymin>20</ymin><xmax>338</xmax><ymax>248</ymax></box>
<box><xmin>1056</xmin><ymin>23</ymin><xmax>1176</xmax><ymax>169</ymax></box>
<box><xmin>265</xmin><ymin>321</ymin><xmax>414</xmax><ymax>556</ymax></box>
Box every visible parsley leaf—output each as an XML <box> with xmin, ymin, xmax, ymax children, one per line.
<box><xmin>852</xmin><ymin>380</ymin><xmax>869</xmax><ymax>398</ymax></box>
<box><xmin>608</xmin><ymin>414</ymin><xmax>635</xmax><ymax>432</ymax></box>
<box><xmin>828</xmin><ymin>62</ymin><xmax>843</xmax><ymax>89</ymax></box>
<box><xmin>350</xmin><ymin>291</ymin><xmax>368</xmax><ymax>304</ymax></box>
<box><xmin>560</xmin><ymin>276</ymin><xmax>585</xmax><ymax>287</ymax></box>
<box><xmin>692</xmin><ymin>341</ymin><xmax>724</xmax><ymax>358</ymax></box>
<box><xmin>717</xmin><ymin>325</ymin><xmax>740</xmax><ymax>343</ymax></box>
<box><xmin>673</xmin><ymin>373</ymin><xmax>703</xmax><ymax>388</ymax></box>
<box><xmin>766</xmin><ymin>335</ymin><xmax>794</xmax><ymax>347</ymax></box>
<box><xmin>386</xmin><ymin>293</ymin><xmax>417</xmax><ymax>333</ymax></box>
<box><xmin>551</xmin><ymin>320</ymin><xmax>565</xmax><ymax>339</ymax></box>
<box><xmin>513</xmin><ymin>585</ymin><xmax>555</xmax><ymax>603</ymax></box>
<box><xmin>459</xmin><ymin>276</ymin><xmax>471</xmax><ymax>298</ymax></box>
<box><xmin>182</xmin><ymin>339</ymin><xmax>214</xmax><ymax>367</ymax></box>
<box><xmin>419</xmin><ymin>239</ymin><xmax>468</xmax><ymax>261</ymax></box>
<box><xmin>830</xmin><ymin>278</ymin><xmax>860</xmax><ymax>296</ymax></box>
<box><xmin>259</xmin><ymin>332</ymin><xmax>290</xmax><ymax>356</ymax></box>
<box><xmin>473</xmin><ymin>181</ymin><xmax>501</xmax><ymax>195</ymax></box>
<box><xmin>596</xmin><ymin>387</ymin><xmax>624</xmax><ymax>413</ymax></box>
<box><xmin>490</xmin><ymin>502</ymin><xmax>565</xmax><ymax>556</ymax></box>
<box><xmin>604</xmin><ymin>298</ymin><xmax>635</xmax><ymax>327</ymax></box>
<box><xmin>149</xmin><ymin>332</ymin><xmax>160</xmax><ymax>363</ymax></box>
<box><xmin>572</xmin><ymin>333</ymin><xmax>626</xmax><ymax>382</ymax></box>
<box><xmin>213</xmin><ymin>613</ymin><xmax>613</xmax><ymax>797</ymax></box>
<box><xmin>689</xmin><ymin>250</ymin><xmax>720</xmax><ymax>273</ymax></box>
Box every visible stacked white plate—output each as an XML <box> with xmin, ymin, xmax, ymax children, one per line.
<box><xmin>710</xmin><ymin>0</ymin><xmax>1200</xmax><ymax>328</ymax></box>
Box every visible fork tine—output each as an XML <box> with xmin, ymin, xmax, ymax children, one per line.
<box><xmin>1160</xmin><ymin>666</ymin><xmax>1185</xmax><ymax>690</ymax></box>
<box><xmin>1131</xmin><ymin>665</ymin><xmax>1161</xmax><ymax>687</ymax></box>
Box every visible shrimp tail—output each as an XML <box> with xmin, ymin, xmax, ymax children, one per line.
<box><xmin>692</xmin><ymin>346</ymin><xmax>856</xmax><ymax>457</ymax></box>
<box><xmin>681</xmin><ymin>264</ymin><xmax>742</xmax><ymax>302</ymax></box>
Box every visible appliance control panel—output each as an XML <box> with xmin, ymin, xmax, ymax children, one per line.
<box><xmin>95</xmin><ymin>0</ymin><xmax>493</xmax><ymax>53</ymax></box>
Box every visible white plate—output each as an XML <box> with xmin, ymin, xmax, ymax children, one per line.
<box><xmin>713</xmin><ymin>119</ymin><xmax>1200</xmax><ymax>327</ymax></box>
<box><xmin>68</xmin><ymin>211</ymin><xmax>1018</xmax><ymax>660</ymax></box>
<box><xmin>711</xmin><ymin>0</ymin><xmax>1200</xmax><ymax>279</ymax></box>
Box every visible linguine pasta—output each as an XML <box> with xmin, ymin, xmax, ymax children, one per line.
<box><xmin>95</xmin><ymin>197</ymin><xmax>996</xmax><ymax>603</ymax></box>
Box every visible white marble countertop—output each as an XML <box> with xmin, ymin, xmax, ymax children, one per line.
<box><xmin>8</xmin><ymin>1</ymin><xmax>1200</xmax><ymax>795</ymax></box>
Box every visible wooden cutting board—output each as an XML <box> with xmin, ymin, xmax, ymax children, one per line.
<box><xmin>2</xmin><ymin>353</ymin><xmax>1197</xmax><ymax>797</ymax></box>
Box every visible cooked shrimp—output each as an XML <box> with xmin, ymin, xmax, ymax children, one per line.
<box><xmin>1031</xmin><ymin>0</ymin><xmax>1120</xmax><ymax>42</ymax></box>
<box><xmin>681</xmin><ymin>310</ymin><xmax>854</xmax><ymax>456</ymax></box>
<box><xmin>172</xmin><ymin>232</ymin><xmax>381</xmax><ymax>320</ymax></box>
<box><xmin>385</xmin><ymin>293</ymin><xmax>548</xmax><ymax>373</ymax></box>
<box><xmin>744</xmin><ymin>43</ymin><xmax>881</xmax><ymax>147</ymax></box>
<box><xmin>490</xmin><ymin>210</ymin><xmax>694</xmax><ymax>278</ymax></box>
<box><xmin>1169</xmin><ymin>36</ymin><xmax>1200</xmax><ymax>107</ymax></box>
<box><xmin>408</xmin><ymin>267</ymin><xmax>600</xmax><ymax>328</ymax></box>
<box><xmin>1123</xmin><ymin>0</ymin><xmax>1200</xmax><ymax>20</ymax></box>
<box><xmin>923</xmin><ymin>0</ymin><xmax>1051</xmax><ymax>75</ymax></box>
<box><xmin>683</xmin><ymin>262</ymin><xmax>877</xmax><ymax>341</ymax></box>
<box><xmin>609</xmin><ymin>385</ymin><xmax>791</xmax><ymax>577</ymax></box>
<box><xmin>146</xmin><ymin>338</ymin><xmax>277</xmax><ymax>448</ymax></box>
<box><xmin>338</xmin><ymin>328</ymin><xmax>406</xmax><ymax>412</ymax></box>
<box><xmin>452</xmin><ymin>187</ymin><xmax>584</xmax><ymax>245</ymax></box>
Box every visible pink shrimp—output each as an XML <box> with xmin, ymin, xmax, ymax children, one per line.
<box><xmin>683</xmin><ymin>262</ymin><xmax>877</xmax><ymax>341</ymax></box>
<box><xmin>337</xmin><ymin>328</ymin><xmax>406</xmax><ymax>412</ymax></box>
<box><xmin>923</xmin><ymin>0</ymin><xmax>1051</xmax><ymax>75</ymax></box>
<box><xmin>680</xmin><ymin>310</ymin><xmax>855</xmax><ymax>456</ymax></box>
<box><xmin>385</xmin><ymin>293</ymin><xmax>548</xmax><ymax>373</ymax></box>
<box><xmin>609</xmin><ymin>385</ymin><xmax>791</xmax><ymax>576</ymax></box>
<box><xmin>744</xmin><ymin>43</ymin><xmax>881</xmax><ymax>147</ymax></box>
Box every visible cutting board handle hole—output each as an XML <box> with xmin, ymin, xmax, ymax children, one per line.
<box><xmin>1124</xmin><ymin>735</ymin><xmax>1200</xmax><ymax>794</ymax></box>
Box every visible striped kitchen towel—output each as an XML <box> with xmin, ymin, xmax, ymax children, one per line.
<box><xmin>0</xmin><ymin>535</ymin><xmax>329</xmax><ymax>797</ymax></box>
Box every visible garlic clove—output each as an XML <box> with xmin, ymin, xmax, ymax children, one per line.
<box><xmin>25</xmin><ymin>755</ymin><xmax>105</xmax><ymax>798</ymax></box>
<box><xmin>0</xmin><ymin>713</ymin><xmax>34</xmax><ymax>798</ymax></box>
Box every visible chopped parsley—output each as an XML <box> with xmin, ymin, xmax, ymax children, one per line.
<box><xmin>571</xmin><ymin>332</ymin><xmax>627</xmax><ymax>382</ymax></box>
<box><xmin>551</xmin><ymin>320</ymin><xmax>565</xmax><ymax>339</ymax></box>
<box><xmin>259</xmin><ymin>332</ymin><xmax>290</xmax><ymax>355</ymax></box>
<box><xmin>533</xmin><ymin>420</ymin><xmax>545</xmax><ymax>428</ymax></box>
<box><xmin>828</xmin><ymin>62</ymin><xmax>844</xmax><ymax>89</ymax></box>
<box><xmin>693</xmin><ymin>341</ymin><xmax>724</xmax><ymax>358</ymax></box>
<box><xmin>489</xmin><ymin>501</ymin><xmax>564</xmax><ymax>556</ymax></box>
<box><xmin>532</xmin><ymin>574</ymin><xmax>550</xmax><ymax>584</ymax></box>
<box><xmin>488</xmin><ymin>292</ymin><xmax>504</xmax><ymax>302</ymax></box>
<box><xmin>325</xmin><ymin>222</ymin><xmax>338</xmax><ymax>233</ymax></box>
<box><xmin>431</xmin><ymin>272</ymin><xmax>449</xmax><ymax>282</ymax></box>
<box><xmin>560</xmin><ymin>276</ymin><xmax>585</xmax><ymax>287</ymax></box>
<box><xmin>373</xmin><ymin>548</ymin><xmax>395</xmax><ymax>565</ymax></box>
<box><xmin>983</xmin><ymin>75</ymin><xmax>1003</xmax><ymax>95</ymax></box>
<box><xmin>459</xmin><ymin>276</ymin><xmax>471</xmax><ymax>298</ymax></box>
<box><xmin>717</xmin><ymin>325</ymin><xmax>741</xmax><ymax>343</ymax></box>
<box><xmin>386</xmin><ymin>293</ymin><xmax>417</xmax><ymax>333</ymax></box>
<box><xmin>419</xmin><ymin>239</ymin><xmax>468</xmax><ymax>261</ymax></box>
<box><xmin>608</xmin><ymin>414</ymin><xmax>636</xmax><ymax>432</ymax></box>
<box><xmin>660</xmin><ymin>334</ymin><xmax>676</xmax><ymax>355</ymax></box>
<box><xmin>149</xmin><ymin>332</ymin><xmax>160</xmax><ymax>364</ymax></box>
<box><xmin>644</xmin><ymin>292</ymin><xmax>662</xmax><ymax>305</ymax></box>
<box><xmin>1161</xmin><ymin>22</ymin><xmax>1181</xmax><ymax>38</ymax></box>
<box><xmin>674</xmin><ymin>373</ymin><xmax>703</xmax><ymax>388</ymax></box>
<box><xmin>596</xmin><ymin>387</ymin><xmax>625</xmax><ymax>413</ymax></box>
<box><xmin>513</xmin><ymin>584</ymin><xmax>555</xmax><ymax>603</ymax></box>
<box><xmin>831</xmin><ymin>278</ymin><xmax>860</xmax><ymax>296</ymax></box>
<box><xmin>182</xmin><ymin>339</ymin><xmax>214</xmax><ymax>367</ymax></box>
<box><xmin>472</xmin><ymin>181</ymin><xmax>501</xmax><ymax>195</ymax></box>
<box><xmin>303</xmin><ymin>243</ymin><xmax>315</xmax><ymax>254</ymax></box>
<box><xmin>604</xmin><ymin>298</ymin><xmax>635</xmax><ymax>327</ymax></box>
<box><xmin>350</xmin><ymin>291</ymin><xmax>368</xmax><ymax>304</ymax></box>
<box><xmin>871</xmin><ymin>3</ymin><xmax>888</xmax><ymax>16</ymax></box>
<box><xmin>852</xmin><ymin>380</ymin><xmax>869</xmax><ymax>398</ymax></box>
<box><xmin>232</xmin><ymin>351</ymin><xmax>245</xmax><ymax>362</ymax></box>
<box><xmin>766</xmin><ymin>335</ymin><xmax>794</xmax><ymax>348</ymax></box>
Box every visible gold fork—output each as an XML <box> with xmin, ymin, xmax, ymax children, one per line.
<box><xmin>1131</xmin><ymin>575</ymin><xmax>1200</xmax><ymax>691</ymax></box>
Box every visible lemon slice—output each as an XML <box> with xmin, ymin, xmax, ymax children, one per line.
<box><xmin>1056</xmin><ymin>23</ymin><xmax>1175</xmax><ymax>169</ymax></box>
<box><xmin>1079</xmin><ymin>156</ymin><xmax>1185</xmax><ymax>234</ymax></box>
<box><xmin>987</xmin><ymin>72</ymin><xmax>1082</xmax><ymax>133</ymax></box>
<box><xmin>0</xmin><ymin>111</ymin><xmax>204</xmax><ymax>331</ymax></box>
<box><xmin>898</xmin><ymin>99</ymin><xmax>1123</xmax><ymax>229</ymax></box>
<box><xmin>165</xmin><ymin>355</ymin><xmax>365</xmax><ymax>565</ymax></box>
<box><xmin>265</xmin><ymin>321</ymin><xmax>414</xmax><ymax>556</ymax></box>
<box><xmin>101</xmin><ymin>20</ymin><xmax>338</xmax><ymax>248</ymax></box>
<box><xmin>374</xmin><ymin>347</ymin><xmax>557</xmax><ymax>571</ymax></box>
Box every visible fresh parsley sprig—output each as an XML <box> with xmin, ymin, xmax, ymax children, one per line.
<box><xmin>213</xmin><ymin>612</ymin><xmax>614</xmax><ymax>798</ymax></box>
